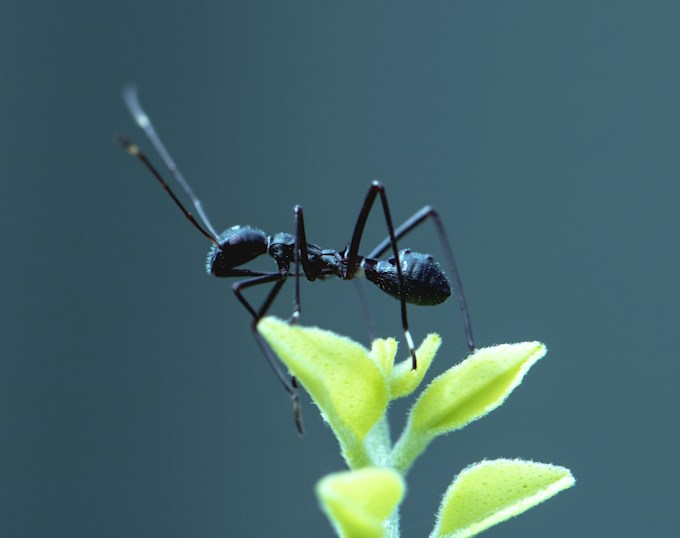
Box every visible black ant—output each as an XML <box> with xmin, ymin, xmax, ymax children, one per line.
<box><xmin>117</xmin><ymin>87</ymin><xmax>475</xmax><ymax>434</ymax></box>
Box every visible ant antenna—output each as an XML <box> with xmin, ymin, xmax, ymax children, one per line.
<box><xmin>116</xmin><ymin>134</ymin><xmax>221</xmax><ymax>248</ymax></box>
<box><xmin>122</xmin><ymin>84</ymin><xmax>220</xmax><ymax>240</ymax></box>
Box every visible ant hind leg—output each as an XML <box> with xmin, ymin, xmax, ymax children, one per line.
<box><xmin>345</xmin><ymin>181</ymin><xmax>418</xmax><ymax>369</ymax></box>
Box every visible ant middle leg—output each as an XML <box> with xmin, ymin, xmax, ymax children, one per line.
<box><xmin>345</xmin><ymin>181</ymin><xmax>418</xmax><ymax>369</ymax></box>
<box><xmin>367</xmin><ymin>206</ymin><xmax>475</xmax><ymax>351</ymax></box>
<box><xmin>291</xmin><ymin>204</ymin><xmax>314</xmax><ymax>324</ymax></box>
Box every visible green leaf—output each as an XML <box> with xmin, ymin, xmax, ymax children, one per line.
<box><xmin>369</xmin><ymin>338</ymin><xmax>398</xmax><ymax>378</ymax></box>
<box><xmin>393</xmin><ymin>342</ymin><xmax>546</xmax><ymax>472</ymax></box>
<box><xmin>317</xmin><ymin>467</ymin><xmax>405</xmax><ymax>538</ymax></box>
<box><xmin>258</xmin><ymin>317</ymin><xmax>389</xmax><ymax>467</ymax></box>
<box><xmin>389</xmin><ymin>333</ymin><xmax>440</xmax><ymax>399</ymax></box>
<box><xmin>430</xmin><ymin>459</ymin><xmax>575</xmax><ymax>538</ymax></box>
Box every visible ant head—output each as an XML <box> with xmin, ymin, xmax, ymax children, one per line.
<box><xmin>206</xmin><ymin>225</ymin><xmax>269</xmax><ymax>276</ymax></box>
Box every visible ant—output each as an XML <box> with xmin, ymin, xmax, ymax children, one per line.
<box><xmin>118</xmin><ymin>87</ymin><xmax>475</xmax><ymax>434</ymax></box>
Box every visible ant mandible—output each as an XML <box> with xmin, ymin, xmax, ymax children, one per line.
<box><xmin>117</xmin><ymin>87</ymin><xmax>475</xmax><ymax>434</ymax></box>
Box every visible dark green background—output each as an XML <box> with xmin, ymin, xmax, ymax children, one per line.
<box><xmin>1</xmin><ymin>1</ymin><xmax>677</xmax><ymax>536</ymax></box>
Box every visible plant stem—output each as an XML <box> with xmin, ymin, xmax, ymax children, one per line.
<box><xmin>391</xmin><ymin>424</ymin><xmax>432</xmax><ymax>474</ymax></box>
<box><xmin>364</xmin><ymin>417</ymin><xmax>403</xmax><ymax>537</ymax></box>
<box><xmin>384</xmin><ymin>510</ymin><xmax>401</xmax><ymax>538</ymax></box>
<box><xmin>364</xmin><ymin>416</ymin><xmax>392</xmax><ymax>467</ymax></box>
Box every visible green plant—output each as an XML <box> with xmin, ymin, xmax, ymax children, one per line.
<box><xmin>258</xmin><ymin>317</ymin><xmax>574</xmax><ymax>538</ymax></box>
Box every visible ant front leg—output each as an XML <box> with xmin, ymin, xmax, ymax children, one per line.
<box><xmin>345</xmin><ymin>181</ymin><xmax>418</xmax><ymax>369</ymax></box>
<box><xmin>368</xmin><ymin>206</ymin><xmax>475</xmax><ymax>352</ymax></box>
<box><xmin>231</xmin><ymin>272</ymin><xmax>285</xmax><ymax>320</ymax></box>
<box><xmin>230</xmin><ymin>272</ymin><xmax>304</xmax><ymax>434</ymax></box>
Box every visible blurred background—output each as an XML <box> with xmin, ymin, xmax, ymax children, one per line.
<box><xmin>1</xmin><ymin>1</ymin><xmax>678</xmax><ymax>536</ymax></box>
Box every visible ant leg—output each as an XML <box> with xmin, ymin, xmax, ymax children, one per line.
<box><xmin>291</xmin><ymin>205</ymin><xmax>318</xmax><ymax>396</ymax></box>
<box><xmin>345</xmin><ymin>181</ymin><xmax>417</xmax><ymax>369</ymax></box>
<box><xmin>368</xmin><ymin>206</ymin><xmax>475</xmax><ymax>351</ymax></box>
<box><xmin>354</xmin><ymin>280</ymin><xmax>376</xmax><ymax>343</ymax></box>
<box><xmin>232</xmin><ymin>273</ymin><xmax>284</xmax><ymax>320</ymax></box>
<box><xmin>232</xmin><ymin>273</ymin><xmax>304</xmax><ymax>434</ymax></box>
<box><xmin>291</xmin><ymin>205</ymin><xmax>313</xmax><ymax>324</ymax></box>
<box><xmin>251</xmin><ymin>329</ymin><xmax>303</xmax><ymax>435</ymax></box>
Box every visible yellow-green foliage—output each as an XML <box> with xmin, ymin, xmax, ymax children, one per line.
<box><xmin>431</xmin><ymin>459</ymin><xmax>575</xmax><ymax>538</ymax></box>
<box><xmin>317</xmin><ymin>468</ymin><xmax>405</xmax><ymax>538</ymax></box>
<box><xmin>258</xmin><ymin>317</ymin><xmax>574</xmax><ymax>538</ymax></box>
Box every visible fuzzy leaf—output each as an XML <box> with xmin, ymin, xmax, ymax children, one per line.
<box><xmin>258</xmin><ymin>317</ymin><xmax>389</xmax><ymax>466</ymax></box>
<box><xmin>317</xmin><ymin>468</ymin><xmax>405</xmax><ymax>538</ymax></box>
<box><xmin>389</xmin><ymin>333</ymin><xmax>440</xmax><ymax>399</ymax></box>
<box><xmin>369</xmin><ymin>338</ymin><xmax>398</xmax><ymax>378</ymax></box>
<box><xmin>430</xmin><ymin>459</ymin><xmax>575</xmax><ymax>538</ymax></box>
<box><xmin>393</xmin><ymin>342</ymin><xmax>546</xmax><ymax>471</ymax></box>
<box><xmin>411</xmin><ymin>342</ymin><xmax>545</xmax><ymax>434</ymax></box>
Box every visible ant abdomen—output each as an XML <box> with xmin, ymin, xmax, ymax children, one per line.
<box><xmin>362</xmin><ymin>249</ymin><xmax>451</xmax><ymax>306</ymax></box>
<box><xmin>207</xmin><ymin>225</ymin><xmax>268</xmax><ymax>276</ymax></box>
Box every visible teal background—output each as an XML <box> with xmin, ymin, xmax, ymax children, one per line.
<box><xmin>1</xmin><ymin>1</ymin><xmax>678</xmax><ymax>536</ymax></box>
